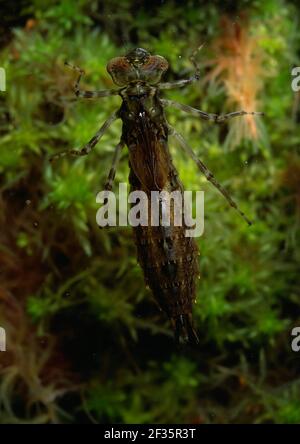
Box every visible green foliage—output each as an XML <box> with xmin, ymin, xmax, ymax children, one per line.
<box><xmin>86</xmin><ymin>356</ymin><xmax>201</xmax><ymax>423</ymax></box>
<box><xmin>0</xmin><ymin>0</ymin><xmax>299</xmax><ymax>424</ymax></box>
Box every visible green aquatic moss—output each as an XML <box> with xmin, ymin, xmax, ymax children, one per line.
<box><xmin>0</xmin><ymin>0</ymin><xmax>299</xmax><ymax>424</ymax></box>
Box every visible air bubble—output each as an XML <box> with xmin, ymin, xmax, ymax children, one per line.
<box><xmin>25</xmin><ymin>199</ymin><xmax>31</xmax><ymax>205</ymax></box>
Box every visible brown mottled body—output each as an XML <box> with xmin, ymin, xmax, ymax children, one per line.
<box><xmin>115</xmin><ymin>70</ymin><xmax>200</xmax><ymax>343</ymax></box>
<box><xmin>121</xmin><ymin>105</ymin><xmax>199</xmax><ymax>342</ymax></box>
<box><xmin>52</xmin><ymin>47</ymin><xmax>262</xmax><ymax>344</ymax></box>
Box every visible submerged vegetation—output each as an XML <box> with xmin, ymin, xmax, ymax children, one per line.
<box><xmin>0</xmin><ymin>0</ymin><xmax>299</xmax><ymax>424</ymax></box>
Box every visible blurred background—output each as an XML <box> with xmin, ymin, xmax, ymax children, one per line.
<box><xmin>0</xmin><ymin>0</ymin><xmax>299</xmax><ymax>424</ymax></box>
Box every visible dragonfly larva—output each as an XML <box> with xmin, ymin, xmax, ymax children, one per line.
<box><xmin>50</xmin><ymin>47</ymin><xmax>263</xmax><ymax>344</ymax></box>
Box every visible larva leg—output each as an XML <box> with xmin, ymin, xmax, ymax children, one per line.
<box><xmin>168</xmin><ymin>125</ymin><xmax>253</xmax><ymax>226</ymax></box>
<box><xmin>161</xmin><ymin>99</ymin><xmax>264</xmax><ymax>122</ymax></box>
<box><xmin>65</xmin><ymin>62</ymin><xmax>120</xmax><ymax>98</ymax></box>
<box><xmin>159</xmin><ymin>45</ymin><xmax>203</xmax><ymax>90</ymax></box>
<box><xmin>49</xmin><ymin>112</ymin><xmax>118</xmax><ymax>162</ymax></box>
<box><xmin>104</xmin><ymin>140</ymin><xmax>124</xmax><ymax>191</ymax></box>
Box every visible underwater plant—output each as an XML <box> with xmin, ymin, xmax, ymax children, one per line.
<box><xmin>0</xmin><ymin>293</ymin><xmax>75</xmax><ymax>423</ymax></box>
<box><xmin>205</xmin><ymin>15</ymin><xmax>266</xmax><ymax>149</ymax></box>
<box><xmin>0</xmin><ymin>0</ymin><xmax>299</xmax><ymax>425</ymax></box>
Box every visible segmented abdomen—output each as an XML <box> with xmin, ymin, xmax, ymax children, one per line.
<box><xmin>128</xmin><ymin>143</ymin><xmax>199</xmax><ymax>343</ymax></box>
<box><xmin>134</xmin><ymin>220</ymin><xmax>199</xmax><ymax>319</ymax></box>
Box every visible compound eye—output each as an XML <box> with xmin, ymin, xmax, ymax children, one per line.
<box><xmin>140</xmin><ymin>55</ymin><xmax>169</xmax><ymax>84</ymax></box>
<box><xmin>107</xmin><ymin>57</ymin><xmax>136</xmax><ymax>86</ymax></box>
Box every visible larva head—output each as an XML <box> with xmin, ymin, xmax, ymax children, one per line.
<box><xmin>107</xmin><ymin>48</ymin><xmax>169</xmax><ymax>86</ymax></box>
